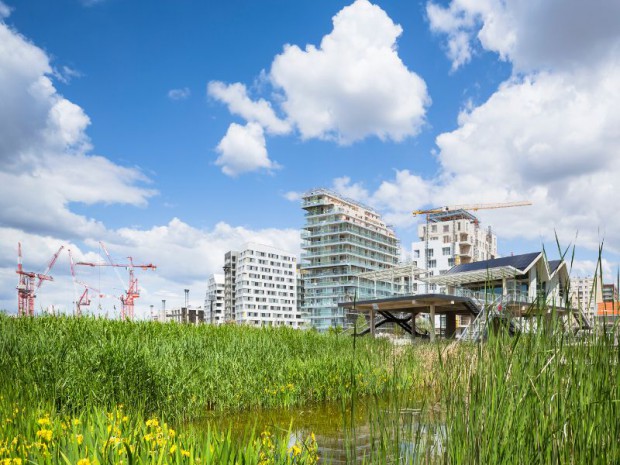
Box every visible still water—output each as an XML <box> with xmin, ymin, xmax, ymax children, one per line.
<box><xmin>198</xmin><ymin>399</ymin><xmax>443</xmax><ymax>464</ymax></box>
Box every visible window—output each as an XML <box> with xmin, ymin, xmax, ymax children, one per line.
<box><xmin>443</xmin><ymin>225</ymin><xmax>449</xmax><ymax>232</ymax></box>
<box><xmin>443</xmin><ymin>235</ymin><xmax>451</xmax><ymax>243</ymax></box>
<box><xmin>431</xmin><ymin>225</ymin><xmax>437</xmax><ymax>233</ymax></box>
<box><xmin>413</xmin><ymin>250</ymin><xmax>420</xmax><ymax>258</ymax></box>
<box><xmin>442</xmin><ymin>247</ymin><xmax>451</xmax><ymax>256</ymax></box>
<box><xmin>428</xmin><ymin>259</ymin><xmax>437</xmax><ymax>268</ymax></box>
<box><xmin>426</xmin><ymin>249</ymin><xmax>434</xmax><ymax>258</ymax></box>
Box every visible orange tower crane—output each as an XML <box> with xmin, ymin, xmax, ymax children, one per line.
<box><xmin>16</xmin><ymin>243</ymin><xmax>65</xmax><ymax>316</ymax></box>
<box><xmin>76</xmin><ymin>242</ymin><xmax>156</xmax><ymax>320</ymax></box>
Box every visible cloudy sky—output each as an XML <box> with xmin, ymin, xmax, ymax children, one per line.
<box><xmin>1</xmin><ymin>0</ymin><xmax>618</xmax><ymax>316</ymax></box>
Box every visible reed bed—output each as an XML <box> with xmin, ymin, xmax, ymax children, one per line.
<box><xmin>0</xmin><ymin>315</ymin><xmax>420</xmax><ymax>421</ymax></box>
<box><xmin>351</xmin><ymin>320</ymin><xmax>620</xmax><ymax>464</ymax></box>
<box><xmin>2</xmin><ymin>314</ymin><xmax>618</xmax><ymax>463</ymax></box>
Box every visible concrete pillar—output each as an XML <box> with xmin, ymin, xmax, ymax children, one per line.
<box><xmin>410</xmin><ymin>313</ymin><xmax>416</xmax><ymax>341</ymax></box>
<box><xmin>430</xmin><ymin>304</ymin><xmax>436</xmax><ymax>342</ymax></box>
<box><xmin>445</xmin><ymin>313</ymin><xmax>457</xmax><ymax>339</ymax></box>
<box><xmin>370</xmin><ymin>305</ymin><xmax>376</xmax><ymax>338</ymax></box>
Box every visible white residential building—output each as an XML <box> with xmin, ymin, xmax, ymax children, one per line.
<box><xmin>411</xmin><ymin>210</ymin><xmax>497</xmax><ymax>333</ymax></box>
<box><xmin>204</xmin><ymin>273</ymin><xmax>225</xmax><ymax>324</ymax></box>
<box><xmin>301</xmin><ymin>188</ymin><xmax>400</xmax><ymax>331</ymax></box>
<box><xmin>233</xmin><ymin>243</ymin><xmax>305</xmax><ymax>328</ymax></box>
<box><xmin>569</xmin><ymin>276</ymin><xmax>602</xmax><ymax>319</ymax></box>
<box><xmin>412</xmin><ymin>210</ymin><xmax>498</xmax><ymax>292</ymax></box>
<box><xmin>223</xmin><ymin>251</ymin><xmax>239</xmax><ymax>322</ymax></box>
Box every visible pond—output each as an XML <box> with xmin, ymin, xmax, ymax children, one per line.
<box><xmin>198</xmin><ymin>398</ymin><xmax>444</xmax><ymax>464</ymax></box>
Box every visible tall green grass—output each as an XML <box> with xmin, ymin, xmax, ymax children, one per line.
<box><xmin>0</xmin><ymin>316</ymin><xmax>421</xmax><ymax>421</ymax></box>
<box><xmin>347</xmin><ymin>318</ymin><xmax>620</xmax><ymax>464</ymax></box>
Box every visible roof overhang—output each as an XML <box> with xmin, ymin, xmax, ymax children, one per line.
<box><xmin>424</xmin><ymin>265</ymin><xmax>523</xmax><ymax>286</ymax></box>
<box><xmin>355</xmin><ymin>263</ymin><xmax>428</xmax><ymax>281</ymax></box>
<box><xmin>339</xmin><ymin>293</ymin><xmax>478</xmax><ymax>315</ymax></box>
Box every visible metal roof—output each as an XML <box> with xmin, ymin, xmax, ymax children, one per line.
<box><xmin>548</xmin><ymin>260</ymin><xmax>562</xmax><ymax>274</ymax></box>
<box><xmin>446</xmin><ymin>252</ymin><xmax>541</xmax><ymax>274</ymax></box>
<box><xmin>425</xmin><ymin>265</ymin><xmax>523</xmax><ymax>286</ymax></box>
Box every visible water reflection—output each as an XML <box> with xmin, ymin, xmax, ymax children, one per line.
<box><xmin>199</xmin><ymin>399</ymin><xmax>443</xmax><ymax>464</ymax></box>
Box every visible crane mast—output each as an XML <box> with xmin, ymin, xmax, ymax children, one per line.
<box><xmin>16</xmin><ymin>243</ymin><xmax>64</xmax><ymax>316</ymax></box>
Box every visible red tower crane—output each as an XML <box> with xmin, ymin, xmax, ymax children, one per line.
<box><xmin>68</xmin><ymin>248</ymin><xmax>112</xmax><ymax>317</ymax></box>
<box><xmin>16</xmin><ymin>243</ymin><xmax>64</xmax><ymax>316</ymax></box>
<box><xmin>76</xmin><ymin>242</ymin><xmax>156</xmax><ymax>320</ymax></box>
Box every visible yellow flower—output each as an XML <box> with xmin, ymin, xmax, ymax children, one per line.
<box><xmin>122</xmin><ymin>416</ymin><xmax>129</xmax><ymax>423</ymax></box>
<box><xmin>72</xmin><ymin>418</ymin><xmax>81</xmax><ymax>426</ymax></box>
<box><xmin>169</xmin><ymin>444</ymin><xmax>177</xmax><ymax>454</ymax></box>
<box><xmin>168</xmin><ymin>428</ymin><xmax>176</xmax><ymax>438</ymax></box>
<box><xmin>77</xmin><ymin>459</ymin><xmax>91</xmax><ymax>465</ymax></box>
<box><xmin>12</xmin><ymin>459</ymin><xmax>22</xmax><ymax>465</ymax></box>
<box><xmin>75</xmin><ymin>434</ymin><xmax>84</xmax><ymax>445</ymax></box>
<box><xmin>181</xmin><ymin>449</ymin><xmax>190</xmax><ymax>457</ymax></box>
<box><xmin>143</xmin><ymin>433</ymin><xmax>154</xmax><ymax>442</ymax></box>
<box><xmin>36</xmin><ymin>429</ymin><xmax>52</xmax><ymax>442</ymax></box>
<box><xmin>290</xmin><ymin>444</ymin><xmax>302</xmax><ymax>456</ymax></box>
<box><xmin>37</xmin><ymin>417</ymin><xmax>51</xmax><ymax>426</ymax></box>
<box><xmin>145</xmin><ymin>418</ymin><xmax>159</xmax><ymax>428</ymax></box>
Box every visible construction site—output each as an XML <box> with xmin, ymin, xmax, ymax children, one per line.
<box><xmin>15</xmin><ymin>241</ymin><xmax>156</xmax><ymax>320</ymax></box>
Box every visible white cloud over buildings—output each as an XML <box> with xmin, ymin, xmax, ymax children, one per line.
<box><xmin>209</xmin><ymin>0</ymin><xmax>430</xmax><ymax>175</ymax></box>
<box><xmin>215</xmin><ymin>122</ymin><xmax>278</xmax><ymax>177</ymax></box>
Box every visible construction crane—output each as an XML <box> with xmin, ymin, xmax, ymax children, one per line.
<box><xmin>412</xmin><ymin>201</ymin><xmax>532</xmax><ymax>275</ymax></box>
<box><xmin>412</xmin><ymin>201</ymin><xmax>532</xmax><ymax>216</ymax></box>
<box><xmin>68</xmin><ymin>248</ymin><xmax>112</xmax><ymax>317</ymax></box>
<box><xmin>76</xmin><ymin>242</ymin><xmax>156</xmax><ymax>320</ymax></box>
<box><xmin>16</xmin><ymin>243</ymin><xmax>65</xmax><ymax>316</ymax></box>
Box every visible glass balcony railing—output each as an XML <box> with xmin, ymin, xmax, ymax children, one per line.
<box><xmin>301</xmin><ymin>227</ymin><xmax>400</xmax><ymax>247</ymax></box>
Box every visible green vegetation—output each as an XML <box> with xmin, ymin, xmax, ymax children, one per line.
<box><xmin>0</xmin><ymin>315</ymin><xmax>420</xmax><ymax>419</ymax></box>
<box><xmin>1</xmin><ymin>314</ymin><xmax>618</xmax><ymax>464</ymax></box>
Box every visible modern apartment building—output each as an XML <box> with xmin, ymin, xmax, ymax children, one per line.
<box><xmin>223</xmin><ymin>251</ymin><xmax>239</xmax><ymax>322</ymax></box>
<box><xmin>411</xmin><ymin>210</ymin><xmax>498</xmax><ymax>333</ymax></box>
<box><xmin>411</xmin><ymin>210</ymin><xmax>498</xmax><ymax>292</ymax></box>
<box><xmin>602</xmin><ymin>283</ymin><xmax>618</xmax><ymax>303</ymax></box>
<box><xmin>301</xmin><ymin>188</ymin><xmax>399</xmax><ymax>331</ymax></box>
<box><xmin>570</xmin><ymin>276</ymin><xmax>603</xmax><ymax>318</ymax></box>
<box><xmin>204</xmin><ymin>273</ymin><xmax>225</xmax><ymax>324</ymax></box>
<box><xmin>232</xmin><ymin>242</ymin><xmax>304</xmax><ymax>328</ymax></box>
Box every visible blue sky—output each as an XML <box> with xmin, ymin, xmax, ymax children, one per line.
<box><xmin>1</xmin><ymin>0</ymin><xmax>618</xmax><ymax>315</ymax></box>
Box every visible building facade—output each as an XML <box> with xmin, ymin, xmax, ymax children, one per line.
<box><xmin>204</xmin><ymin>273</ymin><xmax>225</xmax><ymax>324</ymax></box>
<box><xmin>223</xmin><ymin>251</ymin><xmax>239</xmax><ymax>322</ymax></box>
<box><xmin>569</xmin><ymin>276</ymin><xmax>603</xmax><ymax>319</ymax></box>
<box><xmin>301</xmin><ymin>188</ymin><xmax>399</xmax><ymax>331</ymax></box>
<box><xmin>411</xmin><ymin>210</ymin><xmax>497</xmax><ymax>332</ymax></box>
<box><xmin>411</xmin><ymin>210</ymin><xmax>498</xmax><ymax>292</ymax></box>
<box><xmin>233</xmin><ymin>243</ymin><xmax>304</xmax><ymax>328</ymax></box>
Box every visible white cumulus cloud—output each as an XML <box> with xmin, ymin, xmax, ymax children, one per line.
<box><xmin>215</xmin><ymin>122</ymin><xmax>279</xmax><ymax>177</ymax></box>
<box><xmin>167</xmin><ymin>87</ymin><xmax>191</xmax><ymax>100</ymax></box>
<box><xmin>270</xmin><ymin>0</ymin><xmax>430</xmax><ymax>144</ymax></box>
<box><xmin>207</xmin><ymin>81</ymin><xmax>291</xmax><ymax>135</ymax></box>
<box><xmin>427</xmin><ymin>0</ymin><xmax>620</xmax><ymax>72</ymax></box>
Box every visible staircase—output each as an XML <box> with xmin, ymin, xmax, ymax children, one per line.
<box><xmin>460</xmin><ymin>295</ymin><xmax>504</xmax><ymax>342</ymax></box>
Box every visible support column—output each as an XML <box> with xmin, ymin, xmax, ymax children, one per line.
<box><xmin>445</xmin><ymin>313</ymin><xmax>457</xmax><ymax>339</ymax></box>
<box><xmin>410</xmin><ymin>313</ymin><xmax>416</xmax><ymax>341</ymax></box>
<box><xmin>430</xmin><ymin>304</ymin><xmax>436</xmax><ymax>342</ymax></box>
<box><xmin>370</xmin><ymin>304</ymin><xmax>376</xmax><ymax>338</ymax></box>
